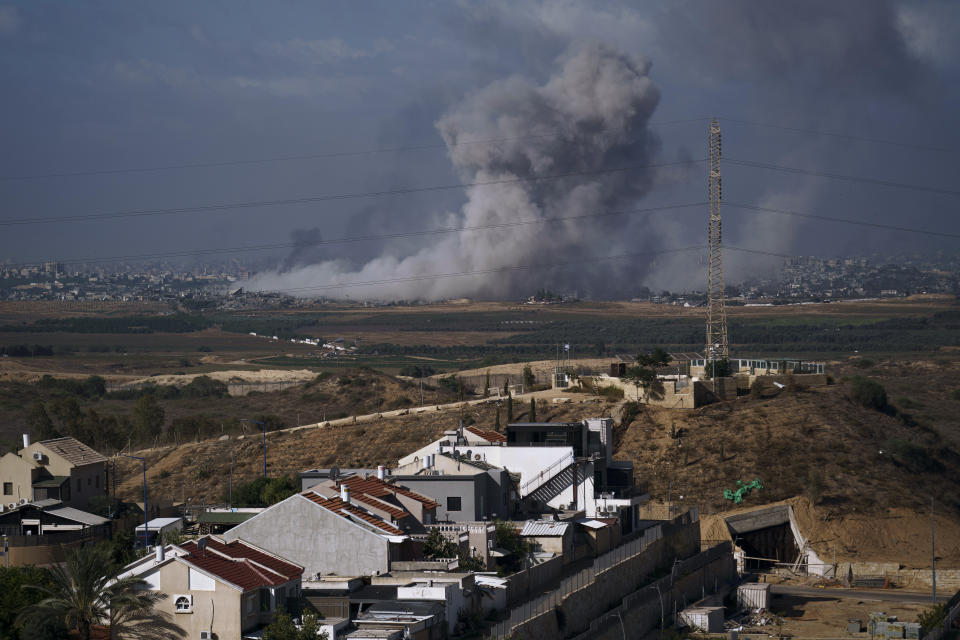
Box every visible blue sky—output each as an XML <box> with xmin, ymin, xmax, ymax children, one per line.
<box><xmin>1</xmin><ymin>1</ymin><xmax>958</xmax><ymax>297</ymax></box>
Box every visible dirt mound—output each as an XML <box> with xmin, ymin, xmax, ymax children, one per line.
<box><xmin>126</xmin><ymin>368</ymin><xmax>316</xmax><ymax>387</ymax></box>
<box><xmin>614</xmin><ymin>382</ymin><xmax>960</xmax><ymax>565</ymax></box>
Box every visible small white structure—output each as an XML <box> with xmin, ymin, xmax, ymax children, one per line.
<box><xmin>134</xmin><ymin>517</ymin><xmax>183</xmax><ymax>544</ymax></box>
<box><xmin>679</xmin><ymin>606</ymin><xmax>725</xmax><ymax>632</ymax></box>
<box><xmin>737</xmin><ymin>583</ymin><xmax>771</xmax><ymax>610</ymax></box>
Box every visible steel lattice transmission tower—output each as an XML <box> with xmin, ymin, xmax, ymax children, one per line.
<box><xmin>706</xmin><ymin>118</ymin><xmax>729</xmax><ymax>361</ymax></box>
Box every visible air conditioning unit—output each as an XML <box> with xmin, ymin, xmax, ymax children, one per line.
<box><xmin>6</xmin><ymin>503</ymin><xmax>15</xmax><ymax>511</ymax></box>
<box><xmin>199</xmin><ymin>632</ymin><xmax>211</xmax><ymax>640</ymax></box>
<box><xmin>32</xmin><ymin>452</ymin><xmax>44</xmax><ymax>462</ymax></box>
<box><xmin>18</xmin><ymin>498</ymin><xmax>27</xmax><ymax>505</ymax></box>
<box><xmin>173</xmin><ymin>594</ymin><xmax>192</xmax><ymax>614</ymax></box>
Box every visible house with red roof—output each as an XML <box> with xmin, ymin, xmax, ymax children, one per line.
<box><xmin>304</xmin><ymin>472</ymin><xmax>440</xmax><ymax>532</ymax></box>
<box><xmin>223</xmin><ymin>484</ymin><xmax>422</xmax><ymax>579</ymax></box>
<box><xmin>117</xmin><ymin>535</ymin><xmax>302</xmax><ymax>639</ymax></box>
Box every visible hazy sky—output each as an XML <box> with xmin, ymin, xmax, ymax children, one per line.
<box><xmin>1</xmin><ymin>1</ymin><xmax>958</xmax><ymax>297</ymax></box>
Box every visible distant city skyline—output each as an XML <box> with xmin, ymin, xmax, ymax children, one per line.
<box><xmin>1</xmin><ymin>1</ymin><xmax>958</xmax><ymax>298</ymax></box>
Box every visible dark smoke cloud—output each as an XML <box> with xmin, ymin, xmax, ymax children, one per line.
<box><xmin>251</xmin><ymin>44</ymin><xmax>664</xmax><ymax>299</ymax></box>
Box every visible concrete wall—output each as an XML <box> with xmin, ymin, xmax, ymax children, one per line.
<box><xmin>0</xmin><ymin>452</ymin><xmax>34</xmax><ymax>505</ymax></box>
<box><xmin>399</xmin><ymin>476</ymin><xmax>481</xmax><ymax>522</ymax></box>
<box><xmin>835</xmin><ymin>563</ymin><xmax>960</xmax><ymax>592</ymax></box>
<box><xmin>223</xmin><ymin>494</ymin><xmax>391</xmax><ymax>578</ymax></box>
<box><xmin>62</xmin><ymin>463</ymin><xmax>107</xmax><ymax>510</ymax></box>
<box><xmin>505</xmin><ymin>554</ymin><xmax>565</xmax><ymax>606</ymax></box>
<box><xmin>143</xmin><ymin>559</ymin><xmax>246</xmax><ymax>639</ymax></box>
<box><xmin>505</xmin><ymin>543</ymin><xmax>736</xmax><ymax>640</ymax></box>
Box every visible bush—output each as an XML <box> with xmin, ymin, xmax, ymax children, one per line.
<box><xmin>805</xmin><ymin>466</ymin><xmax>824</xmax><ymax>504</ymax></box>
<box><xmin>849</xmin><ymin>376</ymin><xmax>888</xmax><ymax>411</ymax></box>
<box><xmin>620</xmin><ymin>401</ymin><xmax>640</xmax><ymax>427</ymax></box>
<box><xmin>886</xmin><ymin>439</ymin><xmax>944</xmax><ymax>473</ymax></box>
<box><xmin>598</xmin><ymin>385</ymin><xmax>624</xmax><ymax>400</ymax></box>
<box><xmin>853</xmin><ymin>358</ymin><xmax>875</xmax><ymax>369</ymax></box>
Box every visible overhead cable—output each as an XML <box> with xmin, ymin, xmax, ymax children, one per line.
<box><xmin>0</xmin><ymin>117</ymin><xmax>709</xmax><ymax>182</ymax></box>
<box><xmin>0</xmin><ymin>159</ymin><xmax>705</xmax><ymax>227</ymax></box>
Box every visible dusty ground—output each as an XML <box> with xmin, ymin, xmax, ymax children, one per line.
<box><xmin>763</xmin><ymin>591</ymin><xmax>929</xmax><ymax>639</ymax></box>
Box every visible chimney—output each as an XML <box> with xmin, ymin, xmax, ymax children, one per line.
<box><xmin>22</xmin><ymin>434</ymin><xmax>30</xmax><ymax>449</ymax></box>
<box><xmin>340</xmin><ymin>485</ymin><xmax>350</xmax><ymax>504</ymax></box>
<box><xmin>155</xmin><ymin>545</ymin><xmax>165</xmax><ymax>563</ymax></box>
<box><xmin>377</xmin><ymin>465</ymin><xmax>386</xmax><ymax>480</ymax></box>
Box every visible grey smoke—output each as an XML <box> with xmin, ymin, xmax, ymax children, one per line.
<box><xmin>250</xmin><ymin>44</ymin><xmax>663</xmax><ymax>300</ymax></box>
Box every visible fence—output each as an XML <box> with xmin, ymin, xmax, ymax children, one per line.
<box><xmin>487</xmin><ymin>523</ymin><xmax>674</xmax><ymax>638</ymax></box>
<box><xmin>922</xmin><ymin>588</ymin><xmax>960</xmax><ymax>640</ymax></box>
<box><xmin>565</xmin><ymin>543</ymin><xmax>733</xmax><ymax>640</ymax></box>
<box><xmin>1</xmin><ymin>525</ymin><xmax>111</xmax><ymax>547</ymax></box>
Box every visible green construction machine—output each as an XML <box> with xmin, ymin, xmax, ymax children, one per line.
<box><xmin>723</xmin><ymin>478</ymin><xmax>764</xmax><ymax>504</ymax></box>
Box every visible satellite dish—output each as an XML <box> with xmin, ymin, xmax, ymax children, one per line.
<box><xmin>329</xmin><ymin>466</ymin><xmax>340</xmax><ymax>482</ymax></box>
<box><xmin>475</xmin><ymin>454</ymin><xmax>482</xmax><ymax>461</ymax></box>
<box><xmin>466</xmin><ymin>450</ymin><xmax>472</xmax><ymax>460</ymax></box>
<box><xmin>197</xmin><ymin>539</ymin><xmax>208</xmax><ymax>554</ymax></box>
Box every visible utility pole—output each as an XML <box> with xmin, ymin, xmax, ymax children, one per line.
<box><xmin>706</xmin><ymin>118</ymin><xmax>728</xmax><ymax>366</ymax></box>
<box><xmin>931</xmin><ymin>495</ymin><xmax>936</xmax><ymax>604</ymax></box>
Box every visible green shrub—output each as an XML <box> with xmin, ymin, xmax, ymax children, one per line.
<box><xmin>885</xmin><ymin>439</ymin><xmax>944</xmax><ymax>473</ymax></box>
<box><xmin>849</xmin><ymin>376</ymin><xmax>888</xmax><ymax>411</ymax></box>
<box><xmin>853</xmin><ymin>358</ymin><xmax>875</xmax><ymax>369</ymax></box>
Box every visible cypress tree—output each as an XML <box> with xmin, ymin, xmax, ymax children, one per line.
<box><xmin>494</xmin><ymin>407</ymin><xmax>501</xmax><ymax>431</ymax></box>
<box><xmin>507</xmin><ymin>391</ymin><xmax>513</xmax><ymax>422</ymax></box>
<box><xmin>529</xmin><ymin>398</ymin><xmax>536</xmax><ymax>422</ymax></box>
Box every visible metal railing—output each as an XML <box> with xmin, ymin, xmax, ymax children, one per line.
<box><xmin>519</xmin><ymin>452</ymin><xmax>575</xmax><ymax>496</ymax></box>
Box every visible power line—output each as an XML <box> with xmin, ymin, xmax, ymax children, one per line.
<box><xmin>253</xmin><ymin>246</ymin><xmax>706</xmax><ymax>294</ymax></box>
<box><xmin>0</xmin><ymin>117</ymin><xmax>710</xmax><ymax>182</ymax></box>
<box><xmin>10</xmin><ymin>202</ymin><xmax>706</xmax><ymax>268</ymax></box>
<box><xmin>0</xmin><ymin>159</ymin><xmax>705</xmax><ymax>227</ymax></box>
<box><xmin>720</xmin><ymin>117</ymin><xmax>954</xmax><ymax>154</ymax></box>
<box><xmin>725</xmin><ymin>202</ymin><xmax>960</xmax><ymax>240</ymax></box>
<box><xmin>724</xmin><ymin>158</ymin><xmax>960</xmax><ymax>197</ymax></box>
<box><xmin>14</xmin><ymin>195</ymin><xmax>955</xmax><ymax>270</ymax></box>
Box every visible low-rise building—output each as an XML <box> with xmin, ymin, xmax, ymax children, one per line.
<box><xmin>0</xmin><ymin>435</ymin><xmax>108</xmax><ymax>510</ymax></box>
<box><xmin>117</xmin><ymin>535</ymin><xmax>303</xmax><ymax>640</ymax></box>
<box><xmin>223</xmin><ymin>487</ymin><xmax>418</xmax><ymax>579</ymax></box>
<box><xmin>0</xmin><ymin>499</ymin><xmax>110</xmax><ymax>566</ymax></box>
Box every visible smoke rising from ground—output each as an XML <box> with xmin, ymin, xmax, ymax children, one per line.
<box><xmin>249</xmin><ymin>44</ymin><xmax>663</xmax><ymax>300</ymax></box>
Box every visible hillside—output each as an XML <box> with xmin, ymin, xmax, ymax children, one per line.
<box><xmin>114</xmin><ymin>391</ymin><xmax>615</xmax><ymax>505</ymax></box>
<box><xmin>112</xmin><ymin>367</ymin><xmax>960</xmax><ymax>566</ymax></box>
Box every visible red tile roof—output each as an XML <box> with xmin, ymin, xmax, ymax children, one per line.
<box><xmin>340</xmin><ymin>474</ymin><xmax>440</xmax><ymax>511</ymax></box>
<box><xmin>177</xmin><ymin>536</ymin><xmax>302</xmax><ymax>591</ymax></box>
<box><xmin>190</xmin><ymin>537</ymin><xmax>301</xmax><ymax>582</ymax></box>
<box><xmin>184</xmin><ymin>553</ymin><xmax>286</xmax><ymax>591</ymax></box>
<box><xmin>466</xmin><ymin>426</ymin><xmax>507</xmax><ymax>443</ymax></box>
<box><xmin>301</xmin><ymin>491</ymin><xmax>404</xmax><ymax>536</ymax></box>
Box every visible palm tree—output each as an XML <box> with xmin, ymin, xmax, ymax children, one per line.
<box><xmin>17</xmin><ymin>543</ymin><xmax>186</xmax><ymax>640</ymax></box>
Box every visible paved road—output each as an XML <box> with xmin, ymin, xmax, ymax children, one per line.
<box><xmin>771</xmin><ymin>584</ymin><xmax>948</xmax><ymax>604</ymax></box>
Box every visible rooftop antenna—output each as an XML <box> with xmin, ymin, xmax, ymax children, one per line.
<box><xmin>706</xmin><ymin>118</ymin><xmax>729</xmax><ymax>363</ymax></box>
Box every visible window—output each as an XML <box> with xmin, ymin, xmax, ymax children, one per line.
<box><xmin>447</xmin><ymin>496</ymin><xmax>462</xmax><ymax>512</ymax></box>
<box><xmin>174</xmin><ymin>595</ymin><xmax>192</xmax><ymax>613</ymax></box>
<box><xmin>246</xmin><ymin>596</ymin><xmax>255</xmax><ymax>615</ymax></box>
<box><xmin>77</xmin><ymin>479</ymin><xmax>82</xmax><ymax>493</ymax></box>
<box><xmin>88</xmin><ymin>477</ymin><xmax>92</xmax><ymax>486</ymax></box>
<box><xmin>2</xmin><ymin>482</ymin><xmax>11</xmax><ymax>496</ymax></box>
<box><xmin>95</xmin><ymin>475</ymin><xmax>100</xmax><ymax>489</ymax></box>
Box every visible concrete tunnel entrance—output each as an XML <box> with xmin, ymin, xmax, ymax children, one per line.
<box><xmin>725</xmin><ymin>505</ymin><xmax>802</xmax><ymax>572</ymax></box>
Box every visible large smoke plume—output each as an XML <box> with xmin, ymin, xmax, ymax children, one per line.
<box><xmin>249</xmin><ymin>44</ymin><xmax>663</xmax><ymax>300</ymax></box>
